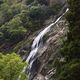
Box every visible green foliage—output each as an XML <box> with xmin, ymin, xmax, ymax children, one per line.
<box><xmin>0</xmin><ymin>0</ymin><xmax>63</xmax><ymax>52</ymax></box>
<box><xmin>26</xmin><ymin>0</ymin><xmax>35</xmax><ymax>5</ymax></box>
<box><xmin>28</xmin><ymin>5</ymin><xmax>45</xmax><ymax>20</ymax></box>
<box><xmin>0</xmin><ymin>53</ymin><xmax>27</xmax><ymax>80</ymax></box>
<box><xmin>3</xmin><ymin>0</ymin><xmax>22</xmax><ymax>5</ymax></box>
<box><xmin>55</xmin><ymin>0</ymin><xmax>80</xmax><ymax>80</ymax></box>
<box><xmin>60</xmin><ymin>0</ymin><xmax>80</xmax><ymax>60</ymax></box>
<box><xmin>60</xmin><ymin>40</ymin><xmax>80</xmax><ymax>61</ymax></box>
<box><xmin>37</xmin><ymin>0</ymin><xmax>48</xmax><ymax>5</ymax></box>
<box><xmin>19</xmin><ymin>10</ymin><xmax>32</xmax><ymax>27</ymax></box>
<box><xmin>0</xmin><ymin>17</ymin><xmax>27</xmax><ymax>42</ymax></box>
<box><xmin>0</xmin><ymin>2</ymin><xmax>27</xmax><ymax>26</ymax></box>
<box><xmin>27</xmin><ymin>5</ymin><xmax>46</xmax><ymax>30</ymax></box>
<box><xmin>67</xmin><ymin>0</ymin><xmax>80</xmax><ymax>40</ymax></box>
<box><xmin>0</xmin><ymin>0</ymin><xmax>3</xmax><ymax>4</ymax></box>
<box><xmin>0</xmin><ymin>32</ymin><xmax>4</xmax><ymax>44</ymax></box>
<box><xmin>57</xmin><ymin>60</ymin><xmax>80</xmax><ymax>80</ymax></box>
<box><xmin>48</xmin><ymin>3</ymin><xmax>63</xmax><ymax>15</ymax></box>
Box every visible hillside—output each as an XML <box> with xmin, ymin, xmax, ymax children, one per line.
<box><xmin>0</xmin><ymin>0</ymin><xmax>64</xmax><ymax>53</ymax></box>
<box><xmin>0</xmin><ymin>0</ymin><xmax>80</xmax><ymax>80</ymax></box>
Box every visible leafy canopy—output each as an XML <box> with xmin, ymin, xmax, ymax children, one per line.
<box><xmin>0</xmin><ymin>53</ymin><xmax>28</xmax><ymax>80</ymax></box>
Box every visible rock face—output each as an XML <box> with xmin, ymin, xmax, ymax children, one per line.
<box><xmin>33</xmin><ymin>17</ymin><xmax>68</xmax><ymax>80</ymax></box>
<box><xmin>14</xmin><ymin>3</ymin><xmax>68</xmax><ymax>80</ymax></box>
<box><xmin>15</xmin><ymin>17</ymin><xmax>68</xmax><ymax>80</ymax></box>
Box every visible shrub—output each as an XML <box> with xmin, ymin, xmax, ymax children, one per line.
<box><xmin>57</xmin><ymin>60</ymin><xmax>80</xmax><ymax>80</ymax></box>
<box><xmin>0</xmin><ymin>17</ymin><xmax>27</xmax><ymax>43</ymax></box>
<box><xmin>0</xmin><ymin>53</ymin><xmax>27</xmax><ymax>80</ymax></box>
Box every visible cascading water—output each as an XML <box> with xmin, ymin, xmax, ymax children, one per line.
<box><xmin>18</xmin><ymin>6</ymin><xmax>69</xmax><ymax>80</ymax></box>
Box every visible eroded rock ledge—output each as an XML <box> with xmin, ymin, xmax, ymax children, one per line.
<box><xmin>33</xmin><ymin>18</ymin><xmax>68</xmax><ymax>80</ymax></box>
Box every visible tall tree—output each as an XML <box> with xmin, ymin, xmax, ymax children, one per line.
<box><xmin>61</xmin><ymin>0</ymin><xmax>80</xmax><ymax>61</ymax></box>
<box><xmin>56</xmin><ymin>0</ymin><xmax>80</xmax><ymax>80</ymax></box>
<box><xmin>0</xmin><ymin>53</ymin><xmax>28</xmax><ymax>80</ymax></box>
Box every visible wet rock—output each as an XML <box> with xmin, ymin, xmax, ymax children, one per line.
<box><xmin>34</xmin><ymin>18</ymin><xmax>68</xmax><ymax>80</ymax></box>
<box><xmin>33</xmin><ymin>74</ymin><xmax>45</xmax><ymax>80</ymax></box>
<box><xmin>15</xmin><ymin>7</ymin><xmax>68</xmax><ymax>80</ymax></box>
<box><xmin>15</xmin><ymin>17</ymin><xmax>68</xmax><ymax>80</ymax></box>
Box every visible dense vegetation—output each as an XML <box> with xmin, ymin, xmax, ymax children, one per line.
<box><xmin>0</xmin><ymin>53</ymin><xmax>27</xmax><ymax>80</ymax></box>
<box><xmin>0</xmin><ymin>0</ymin><xmax>63</xmax><ymax>53</ymax></box>
<box><xmin>56</xmin><ymin>0</ymin><xmax>80</xmax><ymax>80</ymax></box>
<box><xmin>0</xmin><ymin>0</ymin><xmax>64</xmax><ymax>80</ymax></box>
<box><xmin>0</xmin><ymin>0</ymin><xmax>80</xmax><ymax>80</ymax></box>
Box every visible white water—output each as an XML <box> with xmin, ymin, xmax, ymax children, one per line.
<box><xmin>18</xmin><ymin>8</ymin><xmax>69</xmax><ymax>80</ymax></box>
<box><xmin>27</xmin><ymin>8</ymin><xmax>69</xmax><ymax>69</ymax></box>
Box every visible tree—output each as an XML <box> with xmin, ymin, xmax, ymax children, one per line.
<box><xmin>57</xmin><ymin>60</ymin><xmax>80</xmax><ymax>80</ymax></box>
<box><xmin>26</xmin><ymin>5</ymin><xmax>50</xmax><ymax>31</ymax></box>
<box><xmin>56</xmin><ymin>0</ymin><xmax>80</xmax><ymax>80</ymax></box>
<box><xmin>0</xmin><ymin>53</ymin><xmax>28</xmax><ymax>80</ymax></box>
<box><xmin>26</xmin><ymin>0</ymin><xmax>34</xmax><ymax>5</ymax></box>
<box><xmin>0</xmin><ymin>17</ymin><xmax>27</xmax><ymax>43</ymax></box>
<box><xmin>61</xmin><ymin>0</ymin><xmax>80</xmax><ymax>60</ymax></box>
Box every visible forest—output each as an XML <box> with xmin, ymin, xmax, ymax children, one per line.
<box><xmin>0</xmin><ymin>0</ymin><xmax>80</xmax><ymax>80</ymax></box>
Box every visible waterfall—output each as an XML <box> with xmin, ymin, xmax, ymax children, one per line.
<box><xmin>18</xmin><ymin>7</ymin><xmax>69</xmax><ymax>80</ymax></box>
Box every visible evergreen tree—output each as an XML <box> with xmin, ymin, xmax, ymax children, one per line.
<box><xmin>0</xmin><ymin>53</ymin><xmax>27</xmax><ymax>80</ymax></box>
<box><xmin>61</xmin><ymin>0</ymin><xmax>80</xmax><ymax>60</ymax></box>
<box><xmin>56</xmin><ymin>0</ymin><xmax>80</xmax><ymax>80</ymax></box>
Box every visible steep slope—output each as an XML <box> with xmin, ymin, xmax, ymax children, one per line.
<box><xmin>15</xmin><ymin>6</ymin><xmax>68</xmax><ymax>80</ymax></box>
<box><xmin>55</xmin><ymin>0</ymin><xmax>80</xmax><ymax>80</ymax></box>
<box><xmin>0</xmin><ymin>0</ymin><xmax>70</xmax><ymax>80</ymax></box>
<box><xmin>0</xmin><ymin>0</ymin><xmax>64</xmax><ymax>53</ymax></box>
<box><xmin>33</xmin><ymin>17</ymin><xmax>68</xmax><ymax>80</ymax></box>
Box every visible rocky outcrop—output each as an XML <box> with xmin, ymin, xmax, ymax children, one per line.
<box><xmin>33</xmin><ymin>18</ymin><xmax>68</xmax><ymax>80</ymax></box>
<box><xmin>15</xmin><ymin>17</ymin><xmax>68</xmax><ymax>80</ymax></box>
<box><xmin>14</xmin><ymin>3</ymin><xmax>68</xmax><ymax>80</ymax></box>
